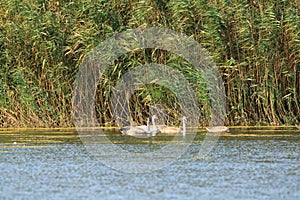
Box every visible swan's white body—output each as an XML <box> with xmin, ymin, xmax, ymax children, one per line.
<box><xmin>159</xmin><ymin>116</ymin><xmax>186</xmax><ymax>135</ymax></box>
<box><xmin>147</xmin><ymin>115</ymin><xmax>160</xmax><ymax>136</ymax></box>
<box><xmin>206</xmin><ymin>126</ymin><xmax>229</xmax><ymax>133</ymax></box>
<box><xmin>135</xmin><ymin>118</ymin><xmax>150</xmax><ymax>132</ymax></box>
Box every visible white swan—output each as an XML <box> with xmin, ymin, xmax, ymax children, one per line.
<box><xmin>206</xmin><ymin>126</ymin><xmax>229</xmax><ymax>133</ymax></box>
<box><xmin>146</xmin><ymin>115</ymin><xmax>160</xmax><ymax>136</ymax></box>
<box><xmin>135</xmin><ymin>118</ymin><xmax>150</xmax><ymax>132</ymax></box>
<box><xmin>120</xmin><ymin>115</ymin><xmax>159</xmax><ymax>137</ymax></box>
<box><xmin>159</xmin><ymin>116</ymin><xmax>186</xmax><ymax>135</ymax></box>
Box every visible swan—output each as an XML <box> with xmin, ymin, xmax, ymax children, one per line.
<box><xmin>159</xmin><ymin>116</ymin><xmax>186</xmax><ymax>135</ymax></box>
<box><xmin>120</xmin><ymin>126</ymin><xmax>150</xmax><ymax>136</ymax></box>
<box><xmin>146</xmin><ymin>115</ymin><xmax>160</xmax><ymax>136</ymax></box>
<box><xmin>135</xmin><ymin>118</ymin><xmax>150</xmax><ymax>132</ymax></box>
<box><xmin>206</xmin><ymin>126</ymin><xmax>229</xmax><ymax>133</ymax></box>
<box><xmin>120</xmin><ymin>115</ymin><xmax>159</xmax><ymax>136</ymax></box>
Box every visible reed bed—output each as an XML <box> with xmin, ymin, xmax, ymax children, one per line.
<box><xmin>0</xmin><ymin>0</ymin><xmax>299</xmax><ymax>127</ymax></box>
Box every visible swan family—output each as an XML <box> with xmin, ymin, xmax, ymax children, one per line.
<box><xmin>120</xmin><ymin>115</ymin><xmax>186</xmax><ymax>136</ymax></box>
<box><xmin>120</xmin><ymin>115</ymin><xmax>230</xmax><ymax>136</ymax></box>
<box><xmin>120</xmin><ymin>115</ymin><xmax>159</xmax><ymax>137</ymax></box>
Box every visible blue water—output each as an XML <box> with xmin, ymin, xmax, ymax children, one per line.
<box><xmin>0</xmin><ymin>129</ymin><xmax>299</xmax><ymax>199</ymax></box>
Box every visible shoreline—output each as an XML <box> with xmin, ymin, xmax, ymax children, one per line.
<box><xmin>0</xmin><ymin>125</ymin><xmax>299</xmax><ymax>131</ymax></box>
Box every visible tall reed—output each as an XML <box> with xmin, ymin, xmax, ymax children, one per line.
<box><xmin>0</xmin><ymin>0</ymin><xmax>299</xmax><ymax>127</ymax></box>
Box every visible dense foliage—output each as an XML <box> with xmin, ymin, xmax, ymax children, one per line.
<box><xmin>0</xmin><ymin>0</ymin><xmax>299</xmax><ymax>127</ymax></box>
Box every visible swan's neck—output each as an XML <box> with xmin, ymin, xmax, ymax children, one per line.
<box><xmin>152</xmin><ymin>116</ymin><xmax>157</xmax><ymax>130</ymax></box>
<box><xmin>147</xmin><ymin>118</ymin><xmax>150</xmax><ymax>131</ymax></box>
<box><xmin>182</xmin><ymin>118</ymin><xmax>186</xmax><ymax>135</ymax></box>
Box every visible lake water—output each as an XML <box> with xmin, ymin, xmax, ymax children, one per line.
<box><xmin>1</xmin><ymin>128</ymin><xmax>299</xmax><ymax>199</ymax></box>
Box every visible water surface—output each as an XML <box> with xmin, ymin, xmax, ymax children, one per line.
<box><xmin>1</xmin><ymin>128</ymin><xmax>299</xmax><ymax>199</ymax></box>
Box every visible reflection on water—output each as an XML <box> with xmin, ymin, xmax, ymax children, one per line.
<box><xmin>0</xmin><ymin>128</ymin><xmax>299</xmax><ymax>199</ymax></box>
